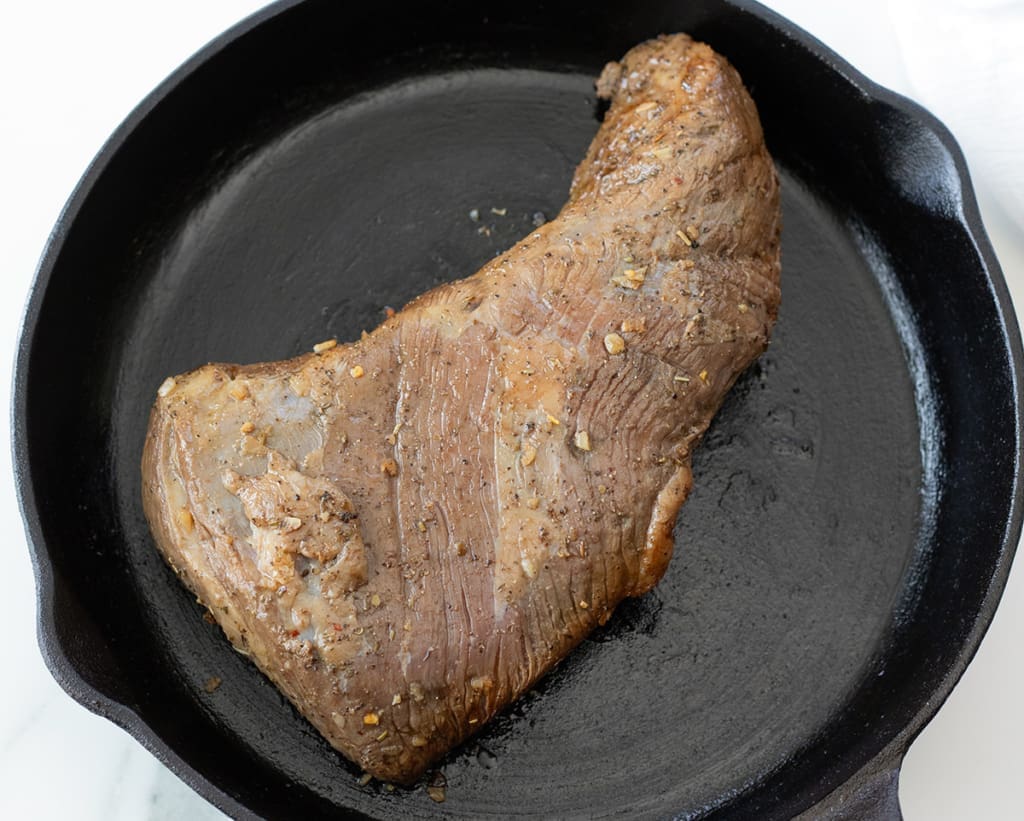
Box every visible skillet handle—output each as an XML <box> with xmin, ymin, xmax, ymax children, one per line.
<box><xmin>796</xmin><ymin>762</ymin><xmax>902</xmax><ymax>820</ymax></box>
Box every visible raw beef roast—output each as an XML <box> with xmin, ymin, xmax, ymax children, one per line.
<box><xmin>142</xmin><ymin>33</ymin><xmax>781</xmax><ymax>784</ymax></box>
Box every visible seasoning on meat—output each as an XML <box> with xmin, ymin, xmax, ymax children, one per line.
<box><xmin>603</xmin><ymin>333</ymin><xmax>627</xmax><ymax>355</ymax></box>
<box><xmin>142</xmin><ymin>33</ymin><xmax>780</xmax><ymax>786</ymax></box>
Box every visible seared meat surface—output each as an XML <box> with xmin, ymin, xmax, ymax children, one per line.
<box><xmin>142</xmin><ymin>34</ymin><xmax>780</xmax><ymax>784</ymax></box>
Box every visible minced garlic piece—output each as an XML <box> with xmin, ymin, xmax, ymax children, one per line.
<box><xmin>620</xmin><ymin>316</ymin><xmax>646</xmax><ymax>334</ymax></box>
<box><xmin>240</xmin><ymin>421</ymin><xmax>255</xmax><ymax>434</ymax></box>
<box><xmin>611</xmin><ymin>265</ymin><xmax>647</xmax><ymax>290</ymax></box>
<box><xmin>177</xmin><ymin>508</ymin><xmax>194</xmax><ymax>533</ymax></box>
<box><xmin>738</xmin><ymin>303</ymin><xmax>749</xmax><ymax>313</ymax></box>
<box><xmin>610</xmin><ymin>274</ymin><xmax>642</xmax><ymax>290</ymax></box>
<box><xmin>574</xmin><ymin>430</ymin><xmax>592</xmax><ymax>451</ymax></box>
<box><xmin>157</xmin><ymin>377</ymin><xmax>177</xmax><ymax>398</ymax></box>
<box><xmin>699</xmin><ymin>369</ymin><xmax>709</xmax><ymax>383</ymax></box>
<box><xmin>525</xmin><ymin>497</ymin><xmax>541</xmax><ymax>510</ymax></box>
<box><xmin>521</xmin><ymin>444</ymin><xmax>537</xmax><ymax>467</ymax></box>
<box><xmin>380</xmin><ymin>458</ymin><xmax>398</xmax><ymax>477</ymax></box>
<box><xmin>313</xmin><ymin>338</ymin><xmax>337</xmax><ymax>354</ymax></box>
<box><xmin>370</xmin><ymin>593</ymin><xmax>381</xmax><ymax>608</ymax></box>
<box><xmin>349</xmin><ymin>365</ymin><xmax>365</xmax><ymax>379</ymax></box>
<box><xmin>676</xmin><ymin>229</ymin><xmax>693</xmax><ymax>247</ymax></box>
<box><xmin>363</xmin><ymin>712</ymin><xmax>380</xmax><ymax>726</ymax></box>
<box><xmin>603</xmin><ymin>333</ymin><xmax>626</xmax><ymax>355</ymax></box>
<box><xmin>579</xmin><ymin>600</ymin><xmax>589</xmax><ymax>609</ymax></box>
<box><xmin>392</xmin><ymin>694</ymin><xmax>402</xmax><ymax>706</ymax></box>
<box><xmin>470</xmin><ymin>675</ymin><xmax>493</xmax><ymax>691</ymax></box>
<box><xmin>228</xmin><ymin>384</ymin><xmax>248</xmax><ymax>401</ymax></box>
<box><xmin>281</xmin><ymin>516</ymin><xmax>302</xmax><ymax>532</ymax></box>
<box><xmin>411</xmin><ymin>735</ymin><xmax>428</xmax><ymax>748</ymax></box>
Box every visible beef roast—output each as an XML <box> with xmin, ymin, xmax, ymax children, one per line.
<box><xmin>142</xmin><ymin>33</ymin><xmax>781</xmax><ymax>784</ymax></box>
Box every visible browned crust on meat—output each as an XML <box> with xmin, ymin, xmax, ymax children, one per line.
<box><xmin>142</xmin><ymin>33</ymin><xmax>780</xmax><ymax>784</ymax></box>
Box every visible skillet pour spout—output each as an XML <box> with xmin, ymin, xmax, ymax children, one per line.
<box><xmin>14</xmin><ymin>1</ymin><xmax>1022</xmax><ymax>818</ymax></box>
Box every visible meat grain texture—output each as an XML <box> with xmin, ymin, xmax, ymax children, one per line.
<box><xmin>142</xmin><ymin>34</ymin><xmax>781</xmax><ymax>784</ymax></box>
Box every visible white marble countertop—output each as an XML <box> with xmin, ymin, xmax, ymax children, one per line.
<box><xmin>2</xmin><ymin>2</ymin><xmax>1022</xmax><ymax>818</ymax></box>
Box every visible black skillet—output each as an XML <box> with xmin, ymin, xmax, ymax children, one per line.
<box><xmin>13</xmin><ymin>0</ymin><xmax>1022</xmax><ymax>818</ymax></box>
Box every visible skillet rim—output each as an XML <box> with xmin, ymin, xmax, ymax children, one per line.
<box><xmin>12</xmin><ymin>0</ymin><xmax>1023</xmax><ymax>817</ymax></box>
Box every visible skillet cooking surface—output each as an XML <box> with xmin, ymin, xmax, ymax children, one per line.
<box><xmin>16</xmin><ymin>1</ymin><xmax>1021</xmax><ymax>818</ymax></box>
<box><xmin>119</xmin><ymin>74</ymin><xmax>923</xmax><ymax>816</ymax></box>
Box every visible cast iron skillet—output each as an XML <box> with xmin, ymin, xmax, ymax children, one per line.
<box><xmin>13</xmin><ymin>0</ymin><xmax>1022</xmax><ymax>818</ymax></box>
